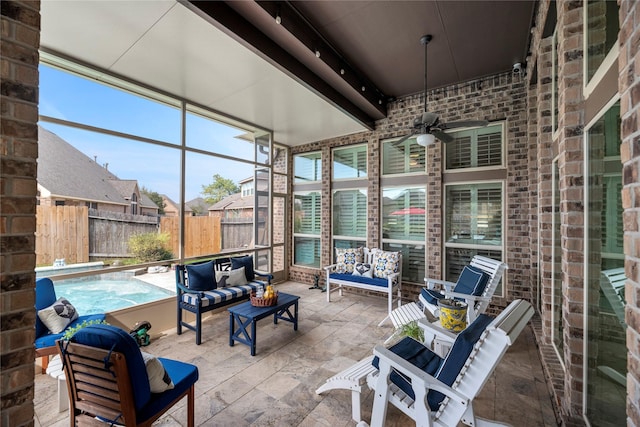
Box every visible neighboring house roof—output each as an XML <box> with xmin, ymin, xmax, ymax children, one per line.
<box><xmin>162</xmin><ymin>194</ymin><xmax>193</xmax><ymax>213</ymax></box>
<box><xmin>208</xmin><ymin>193</ymin><xmax>247</xmax><ymax>211</ymax></box>
<box><xmin>37</xmin><ymin>126</ymin><xmax>157</xmax><ymax>209</ymax></box>
<box><xmin>186</xmin><ymin>197</ymin><xmax>209</xmax><ymax>214</ymax></box>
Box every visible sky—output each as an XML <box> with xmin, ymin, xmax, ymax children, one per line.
<box><xmin>38</xmin><ymin>65</ymin><xmax>258</xmax><ymax>202</ymax></box>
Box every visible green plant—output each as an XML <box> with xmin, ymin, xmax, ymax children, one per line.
<box><xmin>128</xmin><ymin>232</ymin><xmax>173</xmax><ymax>262</ymax></box>
<box><xmin>62</xmin><ymin>319</ymin><xmax>110</xmax><ymax>340</ymax></box>
<box><xmin>399</xmin><ymin>320</ymin><xmax>424</xmax><ymax>342</ymax></box>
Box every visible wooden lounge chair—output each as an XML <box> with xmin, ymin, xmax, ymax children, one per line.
<box><xmin>365</xmin><ymin>299</ymin><xmax>533</xmax><ymax>427</ymax></box>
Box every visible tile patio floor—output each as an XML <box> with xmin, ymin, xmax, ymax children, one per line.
<box><xmin>34</xmin><ymin>281</ymin><xmax>558</xmax><ymax>426</ymax></box>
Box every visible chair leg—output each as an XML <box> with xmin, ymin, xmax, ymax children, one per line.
<box><xmin>41</xmin><ymin>355</ymin><xmax>49</xmax><ymax>374</ymax></box>
<box><xmin>187</xmin><ymin>385</ymin><xmax>195</xmax><ymax>427</ymax></box>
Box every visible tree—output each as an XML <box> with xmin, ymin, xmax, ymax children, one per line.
<box><xmin>141</xmin><ymin>187</ymin><xmax>165</xmax><ymax>215</ymax></box>
<box><xmin>201</xmin><ymin>174</ymin><xmax>239</xmax><ymax>205</ymax></box>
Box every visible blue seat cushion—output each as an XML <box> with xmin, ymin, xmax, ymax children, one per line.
<box><xmin>372</xmin><ymin>337</ymin><xmax>443</xmax><ymax>401</ymax></box>
<box><xmin>69</xmin><ymin>324</ymin><xmax>151</xmax><ymax>411</ymax></box>
<box><xmin>180</xmin><ymin>283</ymin><xmax>259</xmax><ymax>308</ymax></box>
<box><xmin>35</xmin><ymin>313</ymin><xmax>106</xmax><ymax>349</ymax></box>
<box><xmin>329</xmin><ymin>273</ymin><xmax>390</xmax><ymax>288</ymax></box>
<box><xmin>186</xmin><ymin>260</ymin><xmax>216</xmax><ymax>291</ymax></box>
<box><xmin>137</xmin><ymin>357</ymin><xmax>199</xmax><ymax>424</ymax></box>
<box><xmin>371</xmin><ymin>314</ymin><xmax>493</xmax><ymax>411</ymax></box>
<box><xmin>231</xmin><ymin>255</ymin><xmax>255</xmax><ymax>282</ymax></box>
<box><xmin>421</xmin><ymin>288</ymin><xmax>445</xmax><ymax>305</ymax></box>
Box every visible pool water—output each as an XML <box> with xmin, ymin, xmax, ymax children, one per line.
<box><xmin>54</xmin><ymin>279</ymin><xmax>174</xmax><ymax>314</ymax></box>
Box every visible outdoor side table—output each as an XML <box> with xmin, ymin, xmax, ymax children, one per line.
<box><xmin>46</xmin><ymin>354</ymin><xmax>68</xmax><ymax>412</ymax></box>
<box><xmin>228</xmin><ymin>292</ymin><xmax>299</xmax><ymax>356</ymax></box>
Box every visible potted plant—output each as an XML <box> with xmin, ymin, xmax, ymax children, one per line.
<box><xmin>62</xmin><ymin>319</ymin><xmax>110</xmax><ymax>341</ymax></box>
<box><xmin>399</xmin><ymin>320</ymin><xmax>424</xmax><ymax>342</ymax></box>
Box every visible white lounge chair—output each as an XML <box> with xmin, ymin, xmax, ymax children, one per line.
<box><xmin>382</xmin><ymin>256</ymin><xmax>507</xmax><ymax>344</ymax></box>
<box><xmin>365</xmin><ymin>299</ymin><xmax>533</xmax><ymax>427</ymax></box>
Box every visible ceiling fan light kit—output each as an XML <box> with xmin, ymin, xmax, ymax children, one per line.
<box><xmin>416</xmin><ymin>133</ymin><xmax>435</xmax><ymax>147</ymax></box>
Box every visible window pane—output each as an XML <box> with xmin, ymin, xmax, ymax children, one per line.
<box><xmin>294</xmin><ymin>152</ymin><xmax>322</xmax><ymax>183</ymax></box>
<box><xmin>333</xmin><ymin>189</ymin><xmax>367</xmax><ymax>238</ymax></box>
<box><xmin>586</xmin><ymin>102</ymin><xmax>625</xmax><ymax>426</ymax></box>
<box><xmin>294</xmin><ymin>192</ymin><xmax>320</xmax><ymax>235</ymax></box>
<box><xmin>383</xmin><ymin>242</ymin><xmax>425</xmax><ymax>284</ymax></box>
<box><xmin>382</xmin><ymin>187</ymin><xmax>425</xmax><ymax>241</ymax></box>
<box><xmin>586</xmin><ymin>0</ymin><xmax>619</xmax><ymax>83</ymax></box>
<box><xmin>446</xmin><ymin>124</ymin><xmax>503</xmax><ymax>170</ymax></box>
<box><xmin>382</xmin><ymin>139</ymin><xmax>426</xmax><ymax>175</ymax></box>
<box><xmin>445</xmin><ymin>183</ymin><xmax>502</xmax><ymax>246</ymax></box>
<box><xmin>333</xmin><ymin>145</ymin><xmax>367</xmax><ymax>179</ymax></box>
<box><xmin>293</xmin><ymin>237</ymin><xmax>320</xmax><ymax>268</ymax></box>
<box><xmin>40</xmin><ymin>65</ymin><xmax>181</xmax><ymax>144</ymax></box>
<box><xmin>186</xmin><ymin>109</ymin><xmax>254</xmax><ymax>160</ymax></box>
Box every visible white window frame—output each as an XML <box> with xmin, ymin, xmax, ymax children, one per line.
<box><xmin>444</xmin><ymin>122</ymin><xmax>506</xmax><ymax>172</ymax></box>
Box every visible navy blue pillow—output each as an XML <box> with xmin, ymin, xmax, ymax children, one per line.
<box><xmin>186</xmin><ymin>261</ymin><xmax>216</xmax><ymax>291</ymax></box>
<box><xmin>231</xmin><ymin>255</ymin><xmax>255</xmax><ymax>282</ymax></box>
<box><xmin>453</xmin><ymin>265</ymin><xmax>489</xmax><ymax>296</ymax></box>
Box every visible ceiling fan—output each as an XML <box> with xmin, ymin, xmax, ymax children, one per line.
<box><xmin>396</xmin><ymin>35</ymin><xmax>488</xmax><ymax>146</ymax></box>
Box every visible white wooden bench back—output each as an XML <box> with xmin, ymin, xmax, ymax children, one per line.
<box><xmin>600</xmin><ymin>267</ymin><xmax>626</xmax><ymax>326</ymax></box>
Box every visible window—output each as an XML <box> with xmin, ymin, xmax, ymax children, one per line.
<box><xmin>294</xmin><ymin>152</ymin><xmax>322</xmax><ymax>183</ymax></box>
<box><xmin>585</xmin><ymin>100</ymin><xmax>625</xmax><ymax>426</ymax></box>
<box><xmin>382</xmin><ymin>138</ymin><xmax>426</xmax><ymax>175</ymax></box>
<box><xmin>130</xmin><ymin>193</ymin><xmax>138</xmax><ymax>215</ymax></box>
<box><xmin>332</xmin><ymin>189</ymin><xmax>367</xmax><ymax>249</ymax></box>
<box><xmin>444</xmin><ymin>182</ymin><xmax>504</xmax><ymax>291</ymax></box>
<box><xmin>552</xmin><ymin>29</ymin><xmax>559</xmax><ymax>134</ymax></box>
<box><xmin>445</xmin><ymin>123</ymin><xmax>504</xmax><ymax>170</ymax></box>
<box><xmin>241</xmin><ymin>181</ymin><xmax>254</xmax><ymax>197</ymax></box>
<box><xmin>293</xmin><ymin>192</ymin><xmax>321</xmax><ymax>267</ymax></box>
<box><xmin>585</xmin><ymin>0</ymin><xmax>619</xmax><ymax>84</ymax></box>
<box><xmin>382</xmin><ymin>187</ymin><xmax>426</xmax><ymax>283</ymax></box>
<box><xmin>333</xmin><ymin>145</ymin><xmax>367</xmax><ymax>179</ymax></box>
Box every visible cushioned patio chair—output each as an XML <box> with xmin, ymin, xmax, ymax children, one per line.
<box><xmin>35</xmin><ymin>277</ymin><xmax>105</xmax><ymax>373</ymax></box>
<box><xmin>57</xmin><ymin>324</ymin><xmax>199</xmax><ymax>426</ymax></box>
<box><xmin>420</xmin><ymin>255</ymin><xmax>507</xmax><ymax>324</ymax></box>
<box><xmin>365</xmin><ymin>299</ymin><xmax>533</xmax><ymax>427</ymax></box>
<box><xmin>383</xmin><ymin>256</ymin><xmax>506</xmax><ymax>344</ymax></box>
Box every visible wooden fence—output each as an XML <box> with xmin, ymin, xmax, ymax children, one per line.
<box><xmin>160</xmin><ymin>216</ymin><xmax>222</xmax><ymax>258</ymax></box>
<box><xmin>36</xmin><ymin>205</ymin><xmax>89</xmax><ymax>265</ymax></box>
<box><xmin>88</xmin><ymin>209</ymin><xmax>159</xmax><ymax>258</ymax></box>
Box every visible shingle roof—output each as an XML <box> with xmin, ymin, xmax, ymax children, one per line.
<box><xmin>37</xmin><ymin>126</ymin><xmax>155</xmax><ymax>208</ymax></box>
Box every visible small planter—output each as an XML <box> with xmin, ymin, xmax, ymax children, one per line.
<box><xmin>438</xmin><ymin>299</ymin><xmax>468</xmax><ymax>332</ymax></box>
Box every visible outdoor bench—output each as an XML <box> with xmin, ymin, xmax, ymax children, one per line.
<box><xmin>176</xmin><ymin>258</ymin><xmax>272</xmax><ymax>345</ymax></box>
<box><xmin>324</xmin><ymin>247</ymin><xmax>402</xmax><ymax>325</ymax></box>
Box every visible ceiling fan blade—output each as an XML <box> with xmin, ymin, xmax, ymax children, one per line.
<box><xmin>393</xmin><ymin>130</ymin><xmax>416</xmax><ymax>146</ymax></box>
<box><xmin>440</xmin><ymin>120</ymin><xmax>489</xmax><ymax>130</ymax></box>
<box><xmin>421</xmin><ymin>112</ymin><xmax>438</xmax><ymax>126</ymax></box>
<box><xmin>432</xmin><ymin>130</ymin><xmax>454</xmax><ymax>143</ymax></box>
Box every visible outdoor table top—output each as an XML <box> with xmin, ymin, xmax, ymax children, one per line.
<box><xmin>228</xmin><ymin>292</ymin><xmax>299</xmax><ymax>319</ymax></box>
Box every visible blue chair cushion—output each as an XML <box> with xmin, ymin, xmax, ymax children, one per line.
<box><xmin>372</xmin><ymin>337</ymin><xmax>443</xmax><ymax>400</ymax></box>
<box><xmin>453</xmin><ymin>265</ymin><xmax>489</xmax><ymax>296</ymax></box>
<box><xmin>137</xmin><ymin>357</ymin><xmax>199</xmax><ymax>424</ymax></box>
<box><xmin>34</xmin><ymin>313</ymin><xmax>106</xmax><ymax>349</ymax></box>
<box><xmin>231</xmin><ymin>255</ymin><xmax>255</xmax><ymax>282</ymax></box>
<box><xmin>421</xmin><ymin>288</ymin><xmax>445</xmax><ymax>305</ymax></box>
<box><xmin>186</xmin><ymin>261</ymin><xmax>216</xmax><ymax>291</ymax></box>
<box><xmin>428</xmin><ymin>314</ymin><xmax>493</xmax><ymax>410</ymax></box>
<box><xmin>69</xmin><ymin>324</ymin><xmax>151</xmax><ymax>411</ymax></box>
<box><xmin>329</xmin><ymin>273</ymin><xmax>390</xmax><ymax>288</ymax></box>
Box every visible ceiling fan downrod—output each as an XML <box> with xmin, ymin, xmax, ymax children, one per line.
<box><xmin>420</xmin><ymin>34</ymin><xmax>432</xmax><ymax>114</ymax></box>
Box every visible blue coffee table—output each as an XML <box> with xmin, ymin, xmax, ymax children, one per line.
<box><xmin>228</xmin><ymin>292</ymin><xmax>299</xmax><ymax>356</ymax></box>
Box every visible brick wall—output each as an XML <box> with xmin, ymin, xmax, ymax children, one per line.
<box><xmin>618</xmin><ymin>1</ymin><xmax>640</xmax><ymax>425</ymax></box>
<box><xmin>290</xmin><ymin>71</ymin><xmax>529</xmax><ymax>308</ymax></box>
<box><xmin>1</xmin><ymin>1</ymin><xmax>40</xmax><ymax>425</ymax></box>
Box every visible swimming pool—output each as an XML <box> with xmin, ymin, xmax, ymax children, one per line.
<box><xmin>53</xmin><ymin>278</ymin><xmax>174</xmax><ymax>314</ymax></box>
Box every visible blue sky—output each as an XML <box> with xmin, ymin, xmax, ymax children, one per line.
<box><xmin>39</xmin><ymin>65</ymin><xmax>256</xmax><ymax>202</ymax></box>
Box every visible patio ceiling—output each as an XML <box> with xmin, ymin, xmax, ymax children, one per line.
<box><xmin>39</xmin><ymin>1</ymin><xmax>536</xmax><ymax>146</ymax></box>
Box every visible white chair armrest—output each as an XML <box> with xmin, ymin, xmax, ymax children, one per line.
<box><xmin>324</xmin><ymin>264</ymin><xmax>338</xmax><ymax>272</ymax></box>
<box><xmin>424</xmin><ymin>278</ymin><xmax>456</xmax><ymax>291</ymax></box>
<box><xmin>372</xmin><ymin>345</ymin><xmax>468</xmax><ymax>403</ymax></box>
<box><xmin>441</xmin><ymin>291</ymin><xmax>490</xmax><ymax>304</ymax></box>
